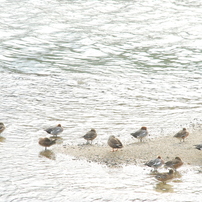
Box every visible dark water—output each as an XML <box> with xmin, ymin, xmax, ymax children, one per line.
<box><xmin>1</xmin><ymin>0</ymin><xmax>202</xmax><ymax>201</ymax></box>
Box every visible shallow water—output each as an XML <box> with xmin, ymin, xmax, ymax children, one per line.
<box><xmin>1</xmin><ymin>0</ymin><xmax>202</xmax><ymax>201</ymax></box>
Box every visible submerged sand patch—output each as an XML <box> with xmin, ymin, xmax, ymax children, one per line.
<box><xmin>54</xmin><ymin>130</ymin><xmax>202</xmax><ymax>167</ymax></box>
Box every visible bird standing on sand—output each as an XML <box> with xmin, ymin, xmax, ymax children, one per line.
<box><xmin>82</xmin><ymin>129</ymin><xmax>97</xmax><ymax>144</ymax></box>
<box><xmin>107</xmin><ymin>135</ymin><xmax>123</xmax><ymax>152</ymax></box>
<box><xmin>194</xmin><ymin>144</ymin><xmax>202</xmax><ymax>150</ymax></box>
<box><xmin>0</xmin><ymin>123</ymin><xmax>5</xmax><ymax>134</ymax></box>
<box><xmin>45</xmin><ymin>124</ymin><xmax>63</xmax><ymax>137</ymax></box>
<box><xmin>131</xmin><ymin>126</ymin><xmax>148</xmax><ymax>142</ymax></box>
<box><xmin>155</xmin><ymin>169</ymin><xmax>174</xmax><ymax>183</ymax></box>
<box><xmin>174</xmin><ymin>128</ymin><xmax>189</xmax><ymax>142</ymax></box>
<box><xmin>38</xmin><ymin>137</ymin><xmax>56</xmax><ymax>150</ymax></box>
<box><xmin>145</xmin><ymin>156</ymin><xmax>164</xmax><ymax>171</ymax></box>
<box><xmin>165</xmin><ymin>157</ymin><xmax>183</xmax><ymax>171</ymax></box>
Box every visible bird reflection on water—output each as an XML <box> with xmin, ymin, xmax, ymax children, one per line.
<box><xmin>49</xmin><ymin>136</ymin><xmax>63</xmax><ymax>144</ymax></box>
<box><xmin>0</xmin><ymin>136</ymin><xmax>6</xmax><ymax>142</ymax></box>
<box><xmin>39</xmin><ymin>150</ymin><xmax>56</xmax><ymax>160</ymax></box>
<box><xmin>155</xmin><ymin>182</ymin><xmax>174</xmax><ymax>193</ymax></box>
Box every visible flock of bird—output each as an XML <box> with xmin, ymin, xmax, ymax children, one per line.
<box><xmin>36</xmin><ymin>124</ymin><xmax>202</xmax><ymax>183</ymax></box>
<box><xmin>145</xmin><ymin>156</ymin><xmax>183</xmax><ymax>183</ymax></box>
<box><xmin>0</xmin><ymin>122</ymin><xmax>202</xmax><ymax>183</ymax></box>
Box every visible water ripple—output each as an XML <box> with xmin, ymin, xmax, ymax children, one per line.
<box><xmin>1</xmin><ymin>0</ymin><xmax>202</xmax><ymax>201</ymax></box>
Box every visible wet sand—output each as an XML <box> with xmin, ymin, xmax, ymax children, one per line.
<box><xmin>55</xmin><ymin>130</ymin><xmax>202</xmax><ymax>167</ymax></box>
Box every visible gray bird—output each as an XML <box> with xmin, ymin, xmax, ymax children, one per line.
<box><xmin>107</xmin><ymin>135</ymin><xmax>123</xmax><ymax>152</ymax></box>
<box><xmin>194</xmin><ymin>144</ymin><xmax>202</xmax><ymax>150</ymax></box>
<box><xmin>131</xmin><ymin>126</ymin><xmax>148</xmax><ymax>142</ymax></box>
<box><xmin>145</xmin><ymin>156</ymin><xmax>164</xmax><ymax>171</ymax></box>
<box><xmin>45</xmin><ymin>124</ymin><xmax>63</xmax><ymax>137</ymax></box>
<box><xmin>82</xmin><ymin>129</ymin><xmax>97</xmax><ymax>144</ymax></box>
<box><xmin>38</xmin><ymin>137</ymin><xmax>56</xmax><ymax>150</ymax></box>
<box><xmin>0</xmin><ymin>123</ymin><xmax>5</xmax><ymax>134</ymax></box>
<box><xmin>174</xmin><ymin>128</ymin><xmax>189</xmax><ymax>142</ymax></box>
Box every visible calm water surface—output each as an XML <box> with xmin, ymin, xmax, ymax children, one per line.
<box><xmin>1</xmin><ymin>0</ymin><xmax>202</xmax><ymax>201</ymax></box>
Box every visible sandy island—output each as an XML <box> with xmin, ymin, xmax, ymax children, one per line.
<box><xmin>54</xmin><ymin>130</ymin><xmax>202</xmax><ymax>167</ymax></box>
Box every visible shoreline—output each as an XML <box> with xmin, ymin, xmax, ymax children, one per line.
<box><xmin>54</xmin><ymin>130</ymin><xmax>202</xmax><ymax>167</ymax></box>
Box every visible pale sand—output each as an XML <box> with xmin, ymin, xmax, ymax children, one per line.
<box><xmin>54</xmin><ymin>130</ymin><xmax>202</xmax><ymax>167</ymax></box>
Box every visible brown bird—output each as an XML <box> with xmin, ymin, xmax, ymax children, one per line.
<box><xmin>155</xmin><ymin>169</ymin><xmax>174</xmax><ymax>183</ymax></box>
<box><xmin>174</xmin><ymin>128</ymin><xmax>189</xmax><ymax>142</ymax></box>
<box><xmin>165</xmin><ymin>157</ymin><xmax>183</xmax><ymax>171</ymax></box>
<box><xmin>38</xmin><ymin>137</ymin><xmax>56</xmax><ymax>150</ymax></box>
<box><xmin>145</xmin><ymin>156</ymin><xmax>164</xmax><ymax>171</ymax></box>
<box><xmin>0</xmin><ymin>123</ymin><xmax>5</xmax><ymax>134</ymax></box>
<box><xmin>131</xmin><ymin>126</ymin><xmax>148</xmax><ymax>142</ymax></box>
<box><xmin>108</xmin><ymin>135</ymin><xmax>123</xmax><ymax>152</ymax></box>
<box><xmin>45</xmin><ymin>124</ymin><xmax>63</xmax><ymax>137</ymax></box>
<box><xmin>82</xmin><ymin>129</ymin><xmax>97</xmax><ymax>144</ymax></box>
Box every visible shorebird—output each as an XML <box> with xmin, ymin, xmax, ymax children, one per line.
<box><xmin>38</xmin><ymin>137</ymin><xmax>56</xmax><ymax>150</ymax></box>
<box><xmin>194</xmin><ymin>144</ymin><xmax>202</xmax><ymax>150</ymax></box>
<box><xmin>107</xmin><ymin>135</ymin><xmax>123</xmax><ymax>152</ymax></box>
<box><xmin>0</xmin><ymin>123</ymin><xmax>5</xmax><ymax>134</ymax></box>
<box><xmin>82</xmin><ymin>129</ymin><xmax>97</xmax><ymax>144</ymax></box>
<box><xmin>174</xmin><ymin>128</ymin><xmax>189</xmax><ymax>142</ymax></box>
<box><xmin>145</xmin><ymin>156</ymin><xmax>164</xmax><ymax>171</ymax></box>
<box><xmin>155</xmin><ymin>169</ymin><xmax>174</xmax><ymax>183</ymax></box>
<box><xmin>131</xmin><ymin>126</ymin><xmax>148</xmax><ymax>142</ymax></box>
<box><xmin>45</xmin><ymin>124</ymin><xmax>63</xmax><ymax>137</ymax></box>
<box><xmin>165</xmin><ymin>157</ymin><xmax>183</xmax><ymax>171</ymax></box>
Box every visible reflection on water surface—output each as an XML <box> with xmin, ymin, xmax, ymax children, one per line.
<box><xmin>39</xmin><ymin>150</ymin><xmax>56</xmax><ymax>160</ymax></box>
